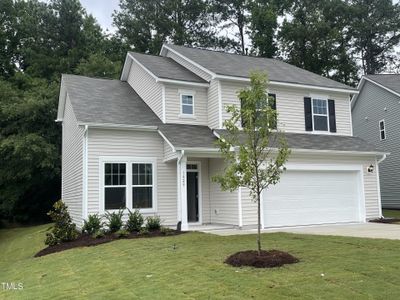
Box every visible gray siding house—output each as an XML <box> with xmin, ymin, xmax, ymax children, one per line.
<box><xmin>352</xmin><ymin>75</ymin><xmax>400</xmax><ymax>209</ymax></box>
<box><xmin>57</xmin><ymin>44</ymin><xmax>385</xmax><ymax>230</ymax></box>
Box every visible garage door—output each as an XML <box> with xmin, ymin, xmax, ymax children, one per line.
<box><xmin>263</xmin><ymin>170</ymin><xmax>362</xmax><ymax>228</ymax></box>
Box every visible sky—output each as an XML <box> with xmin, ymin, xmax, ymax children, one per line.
<box><xmin>80</xmin><ymin>0</ymin><xmax>119</xmax><ymax>33</ymax></box>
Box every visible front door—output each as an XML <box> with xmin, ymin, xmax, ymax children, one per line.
<box><xmin>187</xmin><ymin>165</ymin><xmax>199</xmax><ymax>223</ymax></box>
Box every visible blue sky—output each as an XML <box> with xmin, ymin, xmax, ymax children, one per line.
<box><xmin>80</xmin><ymin>0</ymin><xmax>120</xmax><ymax>33</ymax></box>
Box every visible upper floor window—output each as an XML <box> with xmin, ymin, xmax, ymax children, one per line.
<box><xmin>312</xmin><ymin>98</ymin><xmax>328</xmax><ymax>131</ymax></box>
<box><xmin>181</xmin><ymin>93</ymin><xmax>194</xmax><ymax>116</ymax></box>
<box><xmin>379</xmin><ymin>120</ymin><xmax>386</xmax><ymax>140</ymax></box>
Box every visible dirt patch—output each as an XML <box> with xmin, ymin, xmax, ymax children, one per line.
<box><xmin>225</xmin><ymin>250</ymin><xmax>299</xmax><ymax>268</ymax></box>
<box><xmin>35</xmin><ymin>230</ymin><xmax>183</xmax><ymax>257</ymax></box>
<box><xmin>369</xmin><ymin>218</ymin><xmax>400</xmax><ymax>224</ymax></box>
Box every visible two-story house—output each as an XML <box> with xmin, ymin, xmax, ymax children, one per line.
<box><xmin>352</xmin><ymin>75</ymin><xmax>400</xmax><ymax>209</ymax></box>
<box><xmin>57</xmin><ymin>44</ymin><xmax>386</xmax><ymax>230</ymax></box>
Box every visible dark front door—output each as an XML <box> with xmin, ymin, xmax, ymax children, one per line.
<box><xmin>187</xmin><ymin>171</ymin><xmax>199</xmax><ymax>222</ymax></box>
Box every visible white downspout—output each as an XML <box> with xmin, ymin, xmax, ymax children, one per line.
<box><xmin>376</xmin><ymin>153</ymin><xmax>388</xmax><ymax>218</ymax></box>
<box><xmin>82</xmin><ymin>125</ymin><xmax>88</xmax><ymax>225</ymax></box>
<box><xmin>177</xmin><ymin>150</ymin><xmax>188</xmax><ymax>230</ymax></box>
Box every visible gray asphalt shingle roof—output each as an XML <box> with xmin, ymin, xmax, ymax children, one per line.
<box><xmin>63</xmin><ymin>74</ymin><xmax>381</xmax><ymax>154</ymax></box>
<box><xmin>365</xmin><ymin>74</ymin><xmax>400</xmax><ymax>95</ymax></box>
<box><xmin>164</xmin><ymin>44</ymin><xmax>356</xmax><ymax>91</ymax></box>
<box><xmin>214</xmin><ymin>130</ymin><xmax>383</xmax><ymax>153</ymax></box>
<box><xmin>129</xmin><ymin>52</ymin><xmax>207</xmax><ymax>83</ymax></box>
<box><xmin>62</xmin><ymin>74</ymin><xmax>162</xmax><ymax>126</ymax></box>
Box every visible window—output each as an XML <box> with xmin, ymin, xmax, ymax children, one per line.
<box><xmin>181</xmin><ymin>94</ymin><xmax>194</xmax><ymax>115</ymax></box>
<box><xmin>379</xmin><ymin>120</ymin><xmax>386</xmax><ymax>140</ymax></box>
<box><xmin>312</xmin><ymin>98</ymin><xmax>328</xmax><ymax>131</ymax></box>
<box><xmin>240</xmin><ymin>93</ymin><xmax>276</xmax><ymax>128</ymax></box>
<box><xmin>132</xmin><ymin>163</ymin><xmax>153</xmax><ymax>209</ymax></box>
<box><xmin>102</xmin><ymin>158</ymin><xmax>156</xmax><ymax>212</ymax></box>
<box><xmin>104</xmin><ymin>163</ymin><xmax>126</xmax><ymax>209</ymax></box>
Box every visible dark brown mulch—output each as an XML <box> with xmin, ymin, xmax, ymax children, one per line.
<box><xmin>225</xmin><ymin>250</ymin><xmax>299</xmax><ymax>268</ymax></box>
<box><xmin>369</xmin><ymin>218</ymin><xmax>400</xmax><ymax>224</ymax></box>
<box><xmin>35</xmin><ymin>230</ymin><xmax>183</xmax><ymax>258</ymax></box>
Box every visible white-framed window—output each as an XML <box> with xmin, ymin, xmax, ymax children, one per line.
<box><xmin>104</xmin><ymin>163</ymin><xmax>126</xmax><ymax>210</ymax></box>
<box><xmin>180</xmin><ymin>90</ymin><xmax>195</xmax><ymax>116</ymax></box>
<box><xmin>312</xmin><ymin>98</ymin><xmax>329</xmax><ymax>131</ymax></box>
<box><xmin>379</xmin><ymin>119</ymin><xmax>386</xmax><ymax>140</ymax></box>
<box><xmin>132</xmin><ymin>163</ymin><xmax>153</xmax><ymax>209</ymax></box>
<box><xmin>100</xmin><ymin>157</ymin><xmax>157</xmax><ymax>212</ymax></box>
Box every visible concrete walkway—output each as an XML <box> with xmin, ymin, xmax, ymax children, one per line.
<box><xmin>202</xmin><ymin>223</ymin><xmax>400</xmax><ymax>240</ymax></box>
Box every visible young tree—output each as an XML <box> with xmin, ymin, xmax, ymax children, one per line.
<box><xmin>213</xmin><ymin>72</ymin><xmax>290</xmax><ymax>254</ymax></box>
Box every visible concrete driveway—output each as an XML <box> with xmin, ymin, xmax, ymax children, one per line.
<box><xmin>204</xmin><ymin>223</ymin><xmax>400</xmax><ymax>240</ymax></box>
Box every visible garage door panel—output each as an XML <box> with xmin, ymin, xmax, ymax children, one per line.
<box><xmin>263</xmin><ymin>170</ymin><xmax>361</xmax><ymax>227</ymax></box>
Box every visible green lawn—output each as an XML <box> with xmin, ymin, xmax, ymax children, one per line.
<box><xmin>383</xmin><ymin>209</ymin><xmax>400</xmax><ymax>219</ymax></box>
<box><xmin>1</xmin><ymin>225</ymin><xmax>400</xmax><ymax>299</ymax></box>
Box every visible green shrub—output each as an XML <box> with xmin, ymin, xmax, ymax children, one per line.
<box><xmin>146</xmin><ymin>215</ymin><xmax>162</xmax><ymax>231</ymax></box>
<box><xmin>45</xmin><ymin>200</ymin><xmax>78</xmax><ymax>246</ymax></box>
<box><xmin>92</xmin><ymin>230</ymin><xmax>105</xmax><ymax>239</ymax></box>
<box><xmin>104</xmin><ymin>209</ymin><xmax>124</xmax><ymax>233</ymax></box>
<box><xmin>125</xmin><ymin>209</ymin><xmax>144</xmax><ymax>232</ymax></box>
<box><xmin>114</xmin><ymin>229</ymin><xmax>130</xmax><ymax>238</ymax></box>
<box><xmin>82</xmin><ymin>214</ymin><xmax>103</xmax><ymax>235</ymax></box>
<box><xmin>160</xmin><ymin>226</ymin><xmax>175</xmax><ymax>236</ymax></box>
<box><xmin>139</xmin><ymin>227</ymin><xmax>149</xmax><ymax>236</ymax></box>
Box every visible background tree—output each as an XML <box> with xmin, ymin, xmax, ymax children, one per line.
<box><xmin>114</xmin><ymin>0</ymin><xmax>227</xmax><ymax>54</ymax></box>
<box><xmin>213</xmin><ymin>72</ymin><xmax>290</xmax><ymax>254</ymax></box>
<box><xmin>349</xmin><ymin>0</ymin><xmax>400</xmax><ymax>74</ymax></box>
<box><xmin>0</xmin><ymin>0</ymin><xmax>125</xmax><ymax>223</ymax></box>
<box><xmin>278</xmin><ymin>0</ymin><xmax>359</xmax><ymax>85</ymax></box>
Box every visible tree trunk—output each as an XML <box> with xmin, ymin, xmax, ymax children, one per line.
<box><xmin>257</xmin><ymin>191</ymin><xmax>261</xmax><ymax>255</ymax></box>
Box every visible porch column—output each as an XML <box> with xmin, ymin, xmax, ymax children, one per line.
<box><xmin>177</xmin><ymin>154</ymin><xmax>188</xmax><ymax>230</ymax></box>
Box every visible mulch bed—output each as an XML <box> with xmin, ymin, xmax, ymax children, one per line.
<box><xmin>369</xmin><ymin>218</ymin><xmax>400</xmax><ymax>224</ymax></box>
<box><xmin>35</xmin><ymin>230</ymin><xmax>183</xmax><ymax>258</ymax></box>
<box><xmin>225</xmin><ymin>250</ymin><xmax>299</xmax><ymax>268</ymax></box>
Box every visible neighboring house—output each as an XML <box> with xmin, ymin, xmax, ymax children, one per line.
<box><xmin>57</xmin><ymin>44</ymin><xmax>386</xmax><ymax>230</ymax></box>
<box><xmin>352</xmin><ymin>75</ymin><xmax>400</xmax><ymax>209</ymax></box>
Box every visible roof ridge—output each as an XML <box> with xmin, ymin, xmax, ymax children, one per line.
<box><xmin>62</xmin><ymin>73</ymin><xmax>122</xmax><ymax>82</ymax></box>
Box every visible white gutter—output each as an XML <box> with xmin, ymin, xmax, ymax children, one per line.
<box><xmin>77</xmin><ymin>122</ymin><xmax>158</xmax><ymax>131</ymax></box>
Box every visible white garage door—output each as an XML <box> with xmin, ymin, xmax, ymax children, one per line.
<box><xmin>263</xmin><ymin>170</ymin><xmax>362</xmax><ymax>228</ymax></box>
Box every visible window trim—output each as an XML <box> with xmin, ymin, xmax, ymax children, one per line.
<box><xmin>99</xmin><ymin>156</ymin><xmax>157</xmax><ymax>214</ymax></box>
<box><xmin>104</xmin><ymin>163</ymin><xmax>127</xmax><ymax>210</ymax></box>
<box><xmin>179</xmin><ymin>90</ymin><xmax>196</xmax><ymax>118</ymax></box>
<box><xmin>379</xmin><ymin>119</ymin><xmax>386</xmax><ymax>141</ymax></box>
<box><xmin>311</xmin><ymin>95</ymin><xmax>330</xmax><ymax>133</ymax></box>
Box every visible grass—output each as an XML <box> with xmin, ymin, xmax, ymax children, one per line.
<box><xmin>383</xmin><ymin>209</ymin><xmax>400</xmax><ymax>219</ymax></box>
<box><xmin>1</xmin><ymin>225</ymin><xmax>400</xmax><ymax>299</ymax></box>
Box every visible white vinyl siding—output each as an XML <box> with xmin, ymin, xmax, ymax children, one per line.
<box><xmin>127</xmin><ymin>59</ymin><xmax>163</xmax><ymax>121</ymax></box>
<box><xmin>220</xmin><ymin>81</ymin><xmax>352</xmax><ymax>135</ymax></box>
<box><xmin>87</xmin><ymin>129</ymin><xmax>177</xmax><ymax>225</ymax></box>
<box><xmin>207</xmin><ymin>80</ymin><xmax>220</xmax><ymax>129</ymax></box>
<box><xmin>164</xmin><ymin>84</ymin><xmax>208</xmax><ymax>125</ymax></box>
<box><xmin>208</xmin><ymin>158</ymin><xmax>238</xmax><ymax>225</ymax></box>
<box><xmin>163</xmin><ymin>140</ymin><xmax>177</xmax><ymax>161</ymax></box>
<box><xmin>165</xmin><ymin>50</ymin><xmax>213</xmax><ymax>81</ymax></box>
<box><xmin>61</xmin><ymin>95</ymin><xmax>84</xmax><ymax>225</ymax></box>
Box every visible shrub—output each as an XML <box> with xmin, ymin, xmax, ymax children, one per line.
<box><xmin>125</xmin><ymin>209</ymin><xmax>144</xmax><ymax>232</ymax></box>
<box><xmin>114</xmin><ymin>229</ymin><xmax>130</xmax><ymax>238</ymax></box>
<box><xmin>82</xmin><ymin>214</ymin><xmax>103</xmax><ymax>235</ymax></box>
<box><xmin>139</xmin><ymin>227</ymin><xmax>149</xmax><ymax>236</ymax></box>
<box><xmin>160</xmin><ymin>226</ymin><xmax>175</xmax><ymax>236</ymax></box>
<box><xmin>146</xmin><ymin>215</ymin><xmax>162</xmax><ymax>231</ymax></box>
<box><xmin>92</xmin><ymin>230</ymin><xmax>105</xmax><ymax>239</ymax></box>
<box><xmin>45</xmin><ymin>200</ymin><xmax>78</xmax><ymax>246</ymax></box>
<box><xmin>104</xmin><ymin>209</ymin><xmax>124</xmax><ymax>233</ymax></box>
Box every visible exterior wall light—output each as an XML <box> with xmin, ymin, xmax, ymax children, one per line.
<box><xmin>368</xmin><ymin>164</ymin><xmax>374</xmax><ymax>173</ymax></box>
